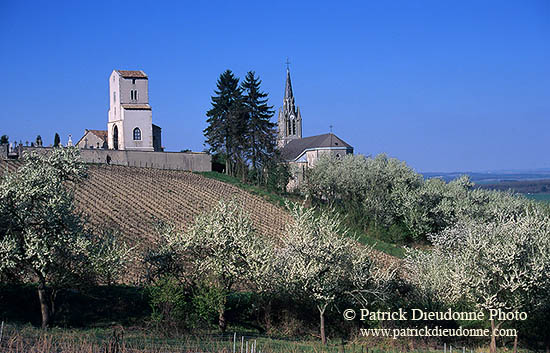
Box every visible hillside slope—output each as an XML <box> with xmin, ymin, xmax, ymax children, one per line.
<box><xmin>76</xmin><ymin>165</ymin><xmax>292</xmax><ymax>277</ymax></box>
<box><xmin>78</xmin><ymin>164</ymin><xmax>292</xmax><ymax>239</ymax></box>
<box><xmin>1</xmin><ymin>161</ymin><xmax>399</xmax><ymax>281</ymax></box>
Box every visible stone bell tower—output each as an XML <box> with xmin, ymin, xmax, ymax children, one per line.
<box><xmin>107</xmin><ymin>70</ymin><xmax>154</xmax><ymax>151</ymax></box>
<box><xmin>277</xmin><ymin>67</ymin><xmax>302</xmax><ymax>148</ymax></box>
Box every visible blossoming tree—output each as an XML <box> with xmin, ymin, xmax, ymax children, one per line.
<box><xmin>406</xmin><ymin>211</ymin><xmax>550</xmax><ymax>353</ymax></box>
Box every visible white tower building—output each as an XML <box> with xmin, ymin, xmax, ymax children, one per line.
<box><xmin>107</xmin><ymin>70</ymin><xmax>154</xmax><ymax>151</ymax></box>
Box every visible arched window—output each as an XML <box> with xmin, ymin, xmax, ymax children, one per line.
<box><xmin>133</xmin><ymin>127</ymin><xmax>141</xmax><ymax>141</ymax></box>
<box><xmin>113</xmin><ymin>125</ymin><xmax>119</xmax><ymax>150</ymax></box>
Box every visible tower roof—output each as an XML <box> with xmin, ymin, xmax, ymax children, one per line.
<box><xmin>116</xmin><ymin>70</ymin><xmax>148</xmax><ymax>79</ymax></box>
<box><xmin>284</xmin><ymin>68</ymin><xmax>293</xmax><ymax>100</ymax></box>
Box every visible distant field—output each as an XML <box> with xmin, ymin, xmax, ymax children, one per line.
<box><xmin>474</xmin><ymin>179</ymin><xmax>550</xmax><ymax>194</ymax></box>
<box><xmin>422</xmin><ymin>171</ymin><xmax>550</xmax><ymax>183</ymax></box>
<box><xmin>524</xmin><ymin>193</ymin><xmax>550</xmax><ymax>202</ymax></box>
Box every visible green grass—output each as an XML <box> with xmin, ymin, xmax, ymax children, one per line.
<box><xmin>354</xmin><ymin>232</ymin><xmax>406</xmax><ymax>258</ymax></box>
<box><xmin>3</xmin><ymin>324</ymin><xmax>515</xmax><ymax>353</ymax></box>
<box><xmin>198</xmin><ymin>171</ymin><xmax>405</xmax><ymax>259</ymax></box>
<box><xmin>197</xmin><ymin>171</ymin><xmax>296</xmax><ymax>207</ymax></box>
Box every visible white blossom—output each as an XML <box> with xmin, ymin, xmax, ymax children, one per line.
<box><xmin>406</xmin><ymin>210</ymin><xmax>550</xmax><ymax>350</ymax></box>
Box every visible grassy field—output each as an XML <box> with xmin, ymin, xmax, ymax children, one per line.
<box><xmin>1</xmin><ymin>323</ymin><xmax>525</xmax><ymax>353</ymax></box>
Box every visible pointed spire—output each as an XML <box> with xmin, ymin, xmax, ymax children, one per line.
<box><xmin>284</xmin><ymin>67</ymin><xmax>293</xmax><ymax>100</ymax></box>
<box><xmin>278</xmin><ymin>62</ymin><xmax>302</xmax><ymax>148</ymax></box>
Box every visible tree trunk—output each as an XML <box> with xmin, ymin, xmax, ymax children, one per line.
<box><xmin>38</xmin><ymin>282</ymin><xmax>50</xmax><ymax>329</ymax></box>
<box><xmin>49</xmin><ymin>289</ymin><xmax>58</xmax><ymax>323</ymax></box>
<box><xmin>513</xmin><ymin>334</ymin><xmax>518</xmax><ymax>353</ymax></box>
<box><xmin>490</xmin><ymin>319</ymin><xmax>496</xmax><ymax>353</ymax></box>
<box><xmin>490</xmin><ymin>319</ymin><xmax>501</xmax><ymax>353</ymax></box>
<box><xmin>318</xmin><ymin>305</ymin><xmax>327</xmax><ymax>345</ymax></box>
<box><xmin>263</xmin><ymin>299</ymin><xmax>272</xmax><ymax>333</ymax></box>
<box><xmin>218</xmin><ymin>309</ymin><xmax>227</xmax><ymax>333</ymax></box>
<box><xmin>225</xmin><ymin>140</ymin><xmax>232</xmax><ymax>176</ymax></box>
<box><xmin>225</xmin><ymin>156</ymin><xmax>231</xmax><ymax>176</ymax></box>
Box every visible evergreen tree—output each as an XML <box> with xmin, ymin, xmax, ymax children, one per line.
<box><xmin>241</xmin><ymin>71</ymin><xmax>276</xmax><ymax>185</ymax></box>
<box><xmin>53</xmin><ymin>133</ymin><xmax>61</xmax><ymax>148</ymax></box>
<box><xmin>204</xmin><ymin>70</ymin><xmax>247</xmax><ymax>177</ymax></box>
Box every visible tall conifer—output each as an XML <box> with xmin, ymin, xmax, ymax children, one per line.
<box><xmin>241</xmin><ymin>71</ymin><xmax>276</xmax><ymax>184</ymax></box>
<box><xmin>204</xmin><ymin>70</ymin><xmax>245</xmax><ymax>176</ymax></box>
<box><xmin>53</xmin><ymin>133</ymin><xmax>61</xmax><ymax>148</ymax></box>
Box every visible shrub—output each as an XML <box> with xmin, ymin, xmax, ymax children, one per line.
<box><xmin>148</xmin><ymin>277</ymin><xmax>190</xmax><ymax>333</ymax></box>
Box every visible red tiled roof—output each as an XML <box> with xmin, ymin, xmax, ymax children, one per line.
<box><xmin>76</xmin><ymin>129</ymin><xmax>107</xmax><ymax>147</ymax></box>
<box><xmin>88</xmin><ymin>130</ymin><xmax>108</xmax><ymax>142</ymax></box>
<box><xmin>116</xmin><ymin>70</ymin><xmax>148</xmax><ymax>79</ymax></box>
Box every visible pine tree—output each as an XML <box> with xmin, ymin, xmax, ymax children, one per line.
<box><xmin>204</xmin><ymin>70</ymin><xmax>246</xmax><ymax>177</ymax></box>
<box><xmin>53</xmin><ymin>133</ymin><xmax>61</xmax><ymax>148</ymax></box>
<box><xmin>241</xmin><ymin>71</ymin><xmax>276</xmax><ymax>185</ymax></box>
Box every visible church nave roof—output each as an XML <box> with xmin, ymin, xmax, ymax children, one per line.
<box><xmin>280</xmin><ymin>133</ymin><xmax>353</xmax><ymax>161</ymax></box>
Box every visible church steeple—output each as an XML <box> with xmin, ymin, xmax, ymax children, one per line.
<box><xmin>277</xmin><ymin>66</ymin><xmax>302</xmax><ymax>147</ymax></box>
<box><xmin>285</xmin><ymin>68</ymin><xmax>293</xmax><ymax>101</ymax></box>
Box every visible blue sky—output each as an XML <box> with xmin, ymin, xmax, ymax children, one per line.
<box><xmin>1</xmin><ymin>0</ymin><xmax>548</xmax><ymax>172</ymax></box>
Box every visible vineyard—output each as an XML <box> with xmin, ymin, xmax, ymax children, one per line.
<box><xmin>0</xmin><ymin>160</ymin><xmax>398</xmax><ymax>282</ymax></box>
<box><xmin>77</xmin><ymin>165</ymin><xmax>296</xmax><ymax>281</ymax></box>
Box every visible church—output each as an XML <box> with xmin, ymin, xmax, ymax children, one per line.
<box><xmin>277</xmin><ymin>68</ymin><xmax>354</xmax><ymax>188</ymax></box>
<box><xmin>72</xmin><ymin>70</ymin><xmax>210</xmax><ymax>171</ymax></box>
<box><xmin>77</xmin><ymin>70</ymin><xmax>162</xmax><ymax>152</ymax></box>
